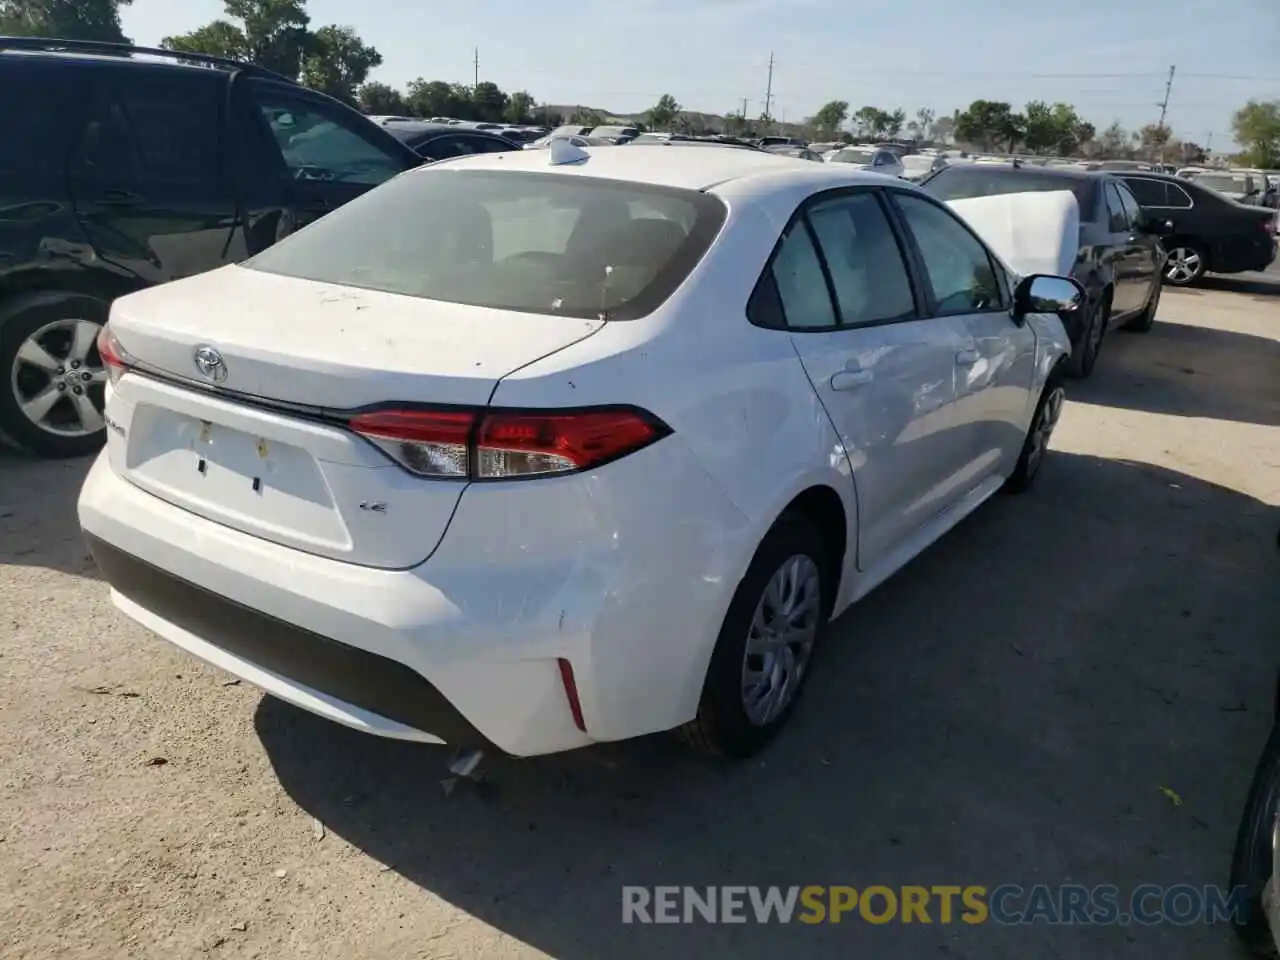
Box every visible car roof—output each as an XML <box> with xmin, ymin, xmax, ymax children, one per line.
<box><xmin>0</xmin><ymin>38</ymin><xmax>294</xmax><ymax>83</ymax></box>
<box><xmin>408</xmin><ymin>141</ymin><xmax>901</xmax><ymax>193</ymax></box>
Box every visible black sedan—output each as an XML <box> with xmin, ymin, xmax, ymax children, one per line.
<box><xmin>1115</xmin><ymin>172</ymin><xmax>1278</xmax><ymax>286</ymax></box>
<box><xmin>381</xmin><ymin>122</ymin><xmax>520</xmax><ymax>162</ymax></box>
<box><xmin>921</xmin><ymin>163</ymin><xmax>1167</xmax><ymax>379</ymax></box>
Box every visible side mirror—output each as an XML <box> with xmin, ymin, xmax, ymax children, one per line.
<box><xmin>1012</xmin><ymin>274</ymin><xmax>1085</xmax><ymax>325</ymax></box>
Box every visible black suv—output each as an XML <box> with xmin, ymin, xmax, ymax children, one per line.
<box><xmin>921</xmin><ymin>162</ymin><xmax>1167</xmax><ymax>379</ymax></box>
<box><xmin>1113</xmin><ymin>172</ymin><xmax>1277</xmax><ymax>286</ymax></box>
<box><xmin>0</xmin><ymin>38</ymin><xmax>421</xmax><ymax>457</ymax></box>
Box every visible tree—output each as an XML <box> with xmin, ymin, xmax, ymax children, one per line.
<box><xmin>955</xmin><ymin>100</ymin><xmax>1022</xmax><ymax>152</ymax></box>
<box><xmin>932</xmin><ymin>113</ymin><xmax>955</xmax><ymax>144</ymax></box>
<box><xmin>810</xmin><ymin>100</ymin><xmax>849</xmax><ymax>137</ymax></box>
<box><xmin>1</xmin><ymin>0</ymin><xmax>132</xmax><ymax>42</ymax></box>
<box><xmin>1095</xmin><ymin>121</ymin><xmax>1130</xmax><ymax>158</ymax></box>
<box><xmin>1137</xmin><ymin>122</ymin><xmax>1172</xmax><ymax>161</ymax></box>
<box><xmin>722</xmin><ymin>109</ymin><xmax>749</xmax><ymax>136</ymax></box>
<box><xmin>357</xmin><ymin>81</ymin><xmax>407</xmax><ymax>115</ymax></box>
<box><xmin>1231</xmin><ymin>99</ymin><xmax>1280</xmax><ymax>168</ymax></box>
<box><xmin>298</xmin><ymin>24</ymin><xmax>381</xmax><ymax>103</ymax></box>
<box><xmin>853</xmin><ymin>105</ymin><xmax>883</xmax><ymax>138</ymax></box>
<box><xmin>1022</xmin><ymin>100</ymin><xmax>1056</xmax><ymax>154</ymax></box>
<box><xmin>470</xmin><ymin>81</ymin><xmax>508</xmax><ymax>123</ymax></box>
<box><xmin>647</xmin><ymin>93</ymin><xmax>680</xmax><ymax>130</ymax></box>
<box><xmin>404</xmin><ymin>78</ymin><xmax>461</xmax><ymax>118</ymax></box>
<box><xmin>162</xmin><ymin>0</ymin><xmax>310</xmax><ymax>77</ymax></box>
<box><xmin>883</xmin><ymin>108</ymin><xmax>906</xmax><ymax>139</ymax></box>
<box><xmin>505</xmin><ymin>90</ymin><xmax>535</xmax><ymax>125</ymax></box>
<box><xmin>908</xmin><ymin>106</ymin><xmax>935</xmax><ymax>142</ymax></box>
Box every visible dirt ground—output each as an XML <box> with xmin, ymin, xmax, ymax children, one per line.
<box><xmin>2</xmin><ymin>277</ymin><xmax>1278</xmax><ymax>960</ymax></box>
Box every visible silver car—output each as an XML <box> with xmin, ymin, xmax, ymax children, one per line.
<box><xmin>825</xmin><ymin>146</ymin><xmax>904</xmax><ymax>178</ymax></box>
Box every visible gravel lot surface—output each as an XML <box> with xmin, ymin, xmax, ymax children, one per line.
<box><xmin>2</xmin><ymin>276</ymin><xmax>1278</xmax><ymax>959</ymax></box>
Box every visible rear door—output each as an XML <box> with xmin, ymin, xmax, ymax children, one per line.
<box><xmin>67</xmin><ymin>65</ymin><xmax>238</xmax><ymax>285</ymax></box>
<box><xmin>769</xmin><ymin>189</ymin><xmax>972</xmax><ymax>571</ymax></box>
<box><xmin>889</xmin><ymin>190</ymin><xmax>1037</xmax><ymax>486</ymax></box>
<box><xmin>230</xmin><ymin>78</ymin><xmax>417</xmax><ymax>252</ymax></box>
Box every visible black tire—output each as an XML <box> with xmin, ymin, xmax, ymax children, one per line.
<box><xmin>1003</xmin><ymin>368</ymin><xmax>1066</xmax><ymax>494</ymax></box>
<box><xmin>1063</xmin><ymin>293</ymin><xmax>1109</xmax><ymax>379</ymax></box>
<box><xmin>1228</xmin><ymin>722</ymin><xmax>1280</xmax><ymax>958</ymax></box>
<box><xmin>1163</xmin><ymin>240</ymin><xmax>1207</xmax><ymax>287</ymax></box>
<box><xmin>1121</xmin><ymin>276</ymin><xmax>1162</xmax><ymax>333</ymax></box>
<box><xmin>676</xmin><ymin>514</ymin><xmax>830</xmax><ymax>758</ymax></box>
<box><xmin>0</xmin><ymin>292</ymin><xmax>109</xmax><ymax>459</ymax></box>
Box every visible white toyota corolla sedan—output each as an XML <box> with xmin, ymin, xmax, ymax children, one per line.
<box><xmin>78</xmin><ymin>141</ymin><xmax>1079</xmax><ymax>759</ymax></box>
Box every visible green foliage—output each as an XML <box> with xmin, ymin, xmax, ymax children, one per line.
<box><xmin>647</xmin><ymin>94</ymin><xmax>680</xmax><ymax>130</ymax></box>
<box><xmin>356</xmin><ymin>81</ymin><xmax>407</xmax><ymax>115</ymax></box>
<box><xmin>1232</xmin><ymin>100</ymin><xmax>1280</xmax><ymax>168</ymax></box>
<box><xmin>810</xmin><ymin>100</ymin><xmax>848</xmax><ymax>136</ymax></box>
<box><xmin>954</xmin><ymin>100</ymin><xmax>1024</xmax><ymax>152</ymax></box>
<box><xmin>0</xmin><ymin>0</ymin><xmax>132</xmax><ymax>42</ymax></box>
<box><xmin>504</xmin><ymin>90</ymin><xmax>535</xmax><ymax>125</ymax></box>
<box><xmin>298</xmin><ymin>25</ymin><xmax>380</xmax><ymax>103</ymax></box>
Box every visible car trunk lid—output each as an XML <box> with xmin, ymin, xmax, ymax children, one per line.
<box><xmin>105</xmin><ymin>265</ymin><xmax>604</xmax><ymax>568</ymax></box>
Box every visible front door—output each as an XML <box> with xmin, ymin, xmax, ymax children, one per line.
<box><xmin>889</xmin><ymin>191</ymin><xmax>1039</xmax><ymax>480</ymax></box>
<box><xmin>67</xmin><ymin>67</ymin><xmax>238</xmax><ymax>285</ymax></box>
<box><xmin>1113</xmin><ymin>181</ymin><xmax>1161</xmax><ymax>309</ymax></box>
<box><xmin>772</xmin><ymin>190</ymin><xmax>973</xmax><ymax>571</ymax></box>
<box><xmin>1102</xmin><ymin>182</ymin><xmax>1145</xmax><ymax>315</ymax></box>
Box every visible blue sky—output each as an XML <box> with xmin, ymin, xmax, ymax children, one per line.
<box><xmin>124</xmin><ymin>0</ymin><xmax>1279</xmax><ymax>148</ymax></box>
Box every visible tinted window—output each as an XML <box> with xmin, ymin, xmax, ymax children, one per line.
<box><xmin>1165</xmin><ymin>183</ymin><xmax>1193</xmax><ymax>209</ymax></box>
<box><xmin>807</xmin><ymin>194</ymin><xmax>915</xmax><ymax>325</ymax></box>
<box><xmin>765</xmin><ymin>222</ymin><xmax>838</xmax><ymax>329</ymax></box>
<box><xmin>921</xmin><ymin>165</ymin><xmax>1097</xmax><ymax>214</ymax></box>
<box><xmin>245</xmin><ymin>169</ymin><xmax>724</xmax><ymax>320</ymax></box>
<box><xmin>72</xmin><ymin>70</ymin><xmax>221</xmax><ymax>186</ymax></box>
<box><xmin>1103</xmin><ymin>184</ymin><xmax>1128</xmax><ymax>232</ymax></box>
<box><xmin>1114</xmin><ymin>183</ymin><xmax>1143</xmax><ymax>231</ymax></box>
<box><xmin>0</xmin><ymin>62</ymin><xmax>79</xmax><ymax>179</ymax></box>
<box><xmin>246</xmin><ymin>81</ymin><xmax>405</xmax><ymax>186</ymax></box>
<box><xmin>894</xmin><ymin>194</ymin><xmax>1003</xmax><ymax>314</ymax></box>
<box><xmin>1122</xmin><ymin>177</ymin><xmax>1169</xmax><ymax>207</ymax></box>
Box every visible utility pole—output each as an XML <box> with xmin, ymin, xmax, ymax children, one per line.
<box><xmin>741</xmin><ymin>97</ymin><xmax>748</xmax><ymax>118</ymax></box>
<box><xmin>1156</xmin><ymin>64</ymin><xmax>1175</xmax><ymax>129</ymax></box>
<box><xmin>473</xmin><ymin>47</ymin><xmax>479</xmax><ymax>90</ymax></box>
<box><xmin>1154</xmin><ymin>64</ymin><xmax>1175</xmax><ymax>164</ymax></box>
<box><xmin>763</xmin><ymin>52</ymin><xmax>774</xmax><ymax>129</ymax></box>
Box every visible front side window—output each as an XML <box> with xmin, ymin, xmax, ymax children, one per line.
<box><xmin>893</xmin><ymin>193</ymin><xmax>1004</xmax><ymax>315</ymax></box>
<box><xmin>1115</xmin><ymin>184</ymin><xmax>1143</xmax><ymax>231</ymax></box>
<box><xmin>246</xmin><ymin>81</ymin><xmax>405</xmax><ymax>186</ymax></box>
<box><xmin>245</xmin><ymin>169</ymin><xmax>724</xmax><ymax>320</ymax></box>
<box><xmin>1103</xmin><ymin>184</ymin><xmax>1129</xmax><ymax>232</ymax></box>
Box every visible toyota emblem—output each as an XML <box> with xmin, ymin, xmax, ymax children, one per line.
<box><xmin>193</xmin><ymin>345</ymin><xmax>228</xmax><ymax>382</ymax></box>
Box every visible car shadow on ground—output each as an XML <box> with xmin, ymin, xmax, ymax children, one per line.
<box><xmin>256</xmin><ymin>451</ymin><xmax>1280</xmax><ymax>960</ymax></box>
<box><xmin>0</xmin><ymin>447</ymin><xmax>98</xmax><ymax>578</ymax></box>
<box><xmin>1070</xmin><ymin>319</ymin><xmax>1280</xmax><ymax>427</ymax></box>
<box><xmin>1201</xmin><ymin>275</ymin><xmax>1280</xmax><ymax>299</ymax></box>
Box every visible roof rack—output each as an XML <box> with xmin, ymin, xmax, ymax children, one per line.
<box><xmin>0</xmin><ymin>35</ymin><xmax>292</xmax><ymax>82</ymax></box>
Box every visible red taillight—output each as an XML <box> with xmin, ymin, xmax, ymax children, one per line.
<box><xmin>347</xmin><ymin>405</ymin><xmax>668</xmax><ymax>480</ymax></box>
<box><xmin>96</xmin><ymin>324</ymin><xmax>131</xmax><ymax>385</ymax></box>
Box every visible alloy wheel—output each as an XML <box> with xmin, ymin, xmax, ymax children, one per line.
<box><xmin>1165</xmin><ymin>247</ymin><xmax>1202</xmax><ymax>284</ymax></box>
<box><xmin>1026</xmin><ymin>386</ymin><xmax>1065</xmax><ymax>476</ymax></box>
<box><xmin>740</xmin><ymin>554</ymin><xmax>822</xmax><ymax>727</ymax></box>
<box><xmin>9</xmin><ymin>318</ymin><xmax>107</xmax><ymax>438</ymax></box>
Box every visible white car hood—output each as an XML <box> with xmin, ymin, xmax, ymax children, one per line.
<box><xmin>946</xmin><ymin>190</ymin><xmax>1080</xmax><ymax>278</ymax></box>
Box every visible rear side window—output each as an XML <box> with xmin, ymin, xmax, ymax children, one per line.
<box><xmin>71</xmin><ymin>69</ymin><xmax>222</xmax><ymax>186</ymax></box>
<box><xmin>0</xmin><ymin>62</ymin><xmax>80</xmax><ymax>180</ymax></box>
<box><xmin>1122</xmin><ymin>177</ymin><xmax>1170</xmax><ymax>207</ymax></box>
<box><xmin>1103</xmin><ymin>184</ymin><xmax>1128</xmax><ymax>232</ymax></box>
<box><xmin>245</xmin><ymin>169</ymin><xmax>726</xmax><ymax>320</ymax></box>
<box><xmin>806</xmin><ymin>194</ymin><xmax>915</xmax><ymax>325</ymax></box>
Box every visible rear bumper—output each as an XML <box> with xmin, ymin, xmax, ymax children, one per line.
<box><xmin>86</xmin><ymin>535</ymin><xmax>488</xmax><ymax>748</ymax></box>
<box><xmin>78</xmin><ymin>439</ymin><xmax>750</xmax><ymax>756</ymax></box>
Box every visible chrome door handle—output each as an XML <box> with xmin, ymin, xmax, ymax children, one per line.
<box><xmin>955</xmin><ymin>349</ymin><xmax>980</xmax><ymax>365</ymax></box>
<box><xmin>830</xmin><ymin>370</ymin><xmax>872</xmax><ymax>391</ymax></box>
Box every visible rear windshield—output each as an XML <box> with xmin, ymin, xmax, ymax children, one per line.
<box><xmin>244</xmin><ymin>169</ymin><xmax>726</xmax><ymax>320</ymax></box>
<box><xmin>921</xmin><ymin>165</ymin><xmax>1097</xmax><ymax>213</ymax></box>
<box><xmin>830</xmin><ymin>148</ymin><xmax>876</xmax><ymax>164</ymax></box>
<box><xmin>1195</xmin><ymin>174</ymin><xmax>1250</xmax><ymax>194</ymax></box>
